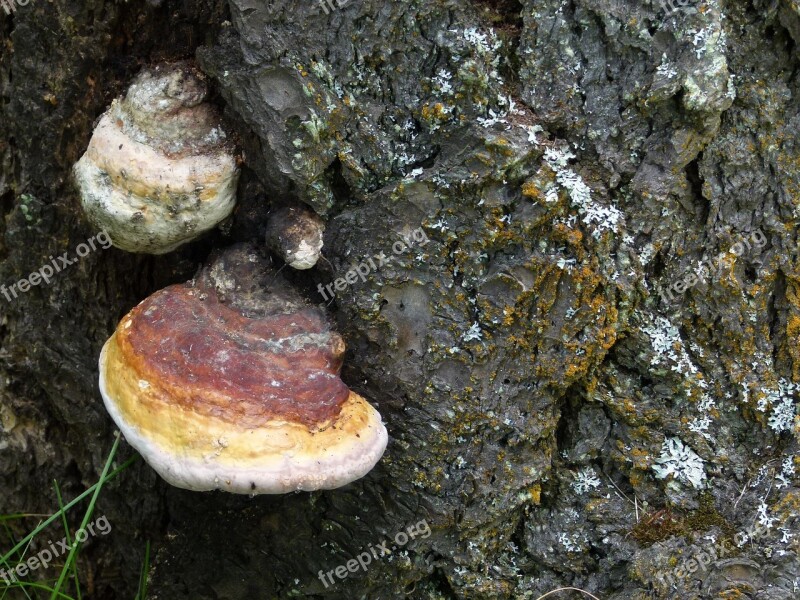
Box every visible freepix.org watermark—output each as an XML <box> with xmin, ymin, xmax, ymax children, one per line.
<box><xmin>0</xmin><ymin>230</ymin><xmax>112</xmax><ymax>303</ymax></box>
<box><xmin>659</xmin><ymin>0</ymin><xmax>699</xmax><ymax>17</ymax></box>
<box><xmin>655</xmin><ymin>517</ymin><xmax>774</xmax><ymax>589</ymax></box>
<box><xmin>1</xmin><ymin>0</ymin><xmax>31</xmax><ymax>16</ymax></box>
<box><xmin>317</xmin><ymin>227</ymin><xmax>429</xmax><ymax>302</ymax></box>
<box><xmin>317</xmin><ymin>519</ymin><xmax>431</xmax><ymax>588</ymax></box>
<box><xmin>317</xmin><ymin>0</ymin><xmax>351</xmax><ymax>15</ymax></box>
<box><xmin>657</xmin><ymin>230</ymin><xmax>766</xmax><ymax>305</ymax></box>
<box><xmin>0</xmin><ymin>515</ymin><xmax>112</xmax><ymax>584</ymax></box>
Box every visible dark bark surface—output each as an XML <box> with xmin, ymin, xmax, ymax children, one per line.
<box><xmin>1</xmin><ymin>0</ymin><xmax>799</xmax><ymax>599</ymax></box>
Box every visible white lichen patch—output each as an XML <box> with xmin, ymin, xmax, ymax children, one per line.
<box><xmin>642</xmin><ymin>316</ymin><xmax>699</xmax><ymax>377</ymax></box>
<box><xmin>653</xmin><ymin>437</ymin><xmax>706</xmax><ymax>489</ymax></box>
<box><xmin>776</xmin><ymin>456</ymin><xmax>796</xmax><ymax>490</ymax></box>
<box><xmin>520</xmin><ymin>123</ymin><xmax>544</xmax><ymax>145</ymax></box>
<box><xmin>697</xmin><ymin>393</ymin><xmax>715</xmax><ymax>411</ymax></box>
<box><xmin>430</xmin><ymin>26</ymin><xmax>522</xmax><ymax>135</ymax></box>
<box><xmin>756</xmin><ymin>501</ymin><xmax>777</xmax><ymax>531</ymax></box>
<box><xmin>638</xmin><ymin>243</ymin><xmax>656</xmax><ymax>266</ymax></box>
<box><xmin>543</xmin><ymin>147</ymin><xmax>623</xmax><ymax>239</ymax></box>
<box><xmin>432</xmin><ymin>69</ymin><xmax>454</xmax><ymax>96</ymax></box>
<box><xmin>462</xmin><ymin>323</ymin><xmax>483</xmax><ymax>342</ymax></box>
<box><xmin>557</xmin><ymin>531</ymin><xmax>586</xmax><ymax>553</ymax></box>
<box><xmin>460</xmin><ymin>27</ymin><xmax>502</xmax><ymax>57</ymax></box>
<box><xmin>655</xmin><ymin>53</ymin><xmax>679</xmax><ymax>80</ymax></box>
<box><xmin>687</xmin><ymin>416</ymin><xmax>712</xmax><ymax>440</ymax></box>
<box><xmin>759</xmin><ymin>379</ymin><xmax>798</xmax><ymax>433</ymax></box>
<box><xmin>571</xmin><ymin>467</ymin><xmax>602</xmax><ymax>494</ymax></box>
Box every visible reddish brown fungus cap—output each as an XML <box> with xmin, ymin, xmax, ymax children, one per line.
<box><xmin>99</xmin><ymin>245</ymin><xmax>388</xmax><ymax>493</ymax></box>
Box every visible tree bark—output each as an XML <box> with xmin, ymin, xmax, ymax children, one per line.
<box><xmin>1</xmin><ymin>0</ymin><xmax>799</xmax><ymax>599</ymax></box>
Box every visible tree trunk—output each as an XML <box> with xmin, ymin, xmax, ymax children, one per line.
<box><xmin>2</xmin><ymin>0</ymin><xmax>799</xmax><ymax>598</ymax></box>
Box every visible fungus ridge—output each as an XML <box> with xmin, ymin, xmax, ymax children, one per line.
<box><xmin>116</xmin><ymin>283</ymin><xmax>350</xmax><ymax>428</ymax></box>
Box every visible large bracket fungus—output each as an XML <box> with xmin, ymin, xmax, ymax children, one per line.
<box><xmin>98</xmin><ymin>245</ymin><xmax>388</xmax><ymax>493</ymax></box>
<box><xmin>73</xmin><ymin>62</ymin><xmax>239</xmax><ymax>254</ymax></box>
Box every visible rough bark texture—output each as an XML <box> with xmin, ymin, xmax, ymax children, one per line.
<box><xmin>1</xmin><ymin>0</ymin><xmax>800</xmax><ymax>599</ymax></box>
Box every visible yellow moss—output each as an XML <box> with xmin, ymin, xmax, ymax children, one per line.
<box><xmin>521</xmin><ymin>180</ymin><xmax>542</xmax><ymax>199</ymax></box>
<box><xmin>718</xmin><ymin>588</ymin><xmax>750</xmax><ymax>599</ymax></box>
<box><xmin>785</xmin><ymin>279</ymin><xmax>800</xmax><ymax>380</ymax></box>
<box><xmin>485</xmin><ymin>137</ymin><xmax>515</xmax><ymax>157</ymax></box>
<box><xmin>552</xmin><ymin>222</ymin><xmax>584</xmax><ymax>249</ymax></box>
<box><xmin>420</xmin><ymin>102</ymin><xmax>451</xmax><ymax>121</ymax></box>
<box><xmin>772</xmin><ymin>490</ymin><xmax>800</xmax><ymax>519</ymax></box>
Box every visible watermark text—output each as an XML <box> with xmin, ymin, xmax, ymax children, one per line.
<box><xmin>658</xmin><ymin>230</ymin><xmax>766</xmax><ymax>305</ymax></box>
<box><xmin>318</xmin><ymin>519</ymin><xmax>431</xmax><ymax>588</ymax></box>
<box><xmin>0</xmin><ymin>515</ymin><xmax>112</xmax><ymax>584</ymax></box>
<box><xmin>317</xmin><ymin>227</ymin><xmax>429</xmax><ymax>302</ymax></box>
<box><xmin>1</xmin><ymin>230</ymin><xmax>112</xmax><ymax>303</ymax></box>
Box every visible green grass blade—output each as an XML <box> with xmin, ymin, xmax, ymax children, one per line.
<box><xmin>0</xmin><ymin>451</ymin><xmax>136</xmax><ymax>566</ymax></box>
<box><xmin>53</xmin><ymin>481</ymin><xmax>81</xmax><ymax>600</ymax></box>
<box><xmin>50</xmin><ymin>432</ymin><xmax>122</xmax><ymax>600</ymax></box>
<box><xmin>4</xmin><ymin>579</ymin><xmax>77</xmax><ymax>599</ymax></box>
<box><xmin>135</xmin><ymin>541</ymin><xmax>150</xmax><ymax>600</ymax></box>
<box><xmin>0</xmin><ymin>530</ymin><xmax>37</xmax><ymax>600</ymax></box>
<box><xmin>0</xmin><ymin>516</ymin><xmax>48</xmax><ymax>523</ymax></box>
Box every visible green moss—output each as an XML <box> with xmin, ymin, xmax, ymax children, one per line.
<box><xmin>629</xmin><ymin>508</ymin><xmax>685</xmax><ymax>545</ymax></box>
<box><xmin>630</xmin><ymin>493</ymin><xmax>735</xmax><ymax>547</ymax></box>
<box><xmin>683</xmin><ymin>492</ymin><xmax>736</xmax><ymax>538</ymax></box>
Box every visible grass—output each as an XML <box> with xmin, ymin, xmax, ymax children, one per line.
<box><xmin>0</xmin><ymin>432</ymin><xmax>148</xmax><ymax>600</ymax></box>
<box><xmin>133</xmin><ymin>542</ymin><xmax>149</xmax><ymax>600</ymax></box>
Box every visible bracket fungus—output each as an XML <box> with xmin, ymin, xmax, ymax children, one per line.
<box><xmin>73</xmin><ymin>62</ymin><xmax>239</xmax><ymax>254</ymax></box>
<box><xmin>98</xmin><ymin>245</ymin><xmax>388</xmax><ymax>493</ymax></box>
<box><xmin>264</xmin><ymin>204</ymin><xmax>326</xmax><ymax>270</ymax></box>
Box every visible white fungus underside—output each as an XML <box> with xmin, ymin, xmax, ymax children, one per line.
<box><xmin>99</xmin><ymin>341</ymin><xmax>389</xmax><ymax>494</ymax></box>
